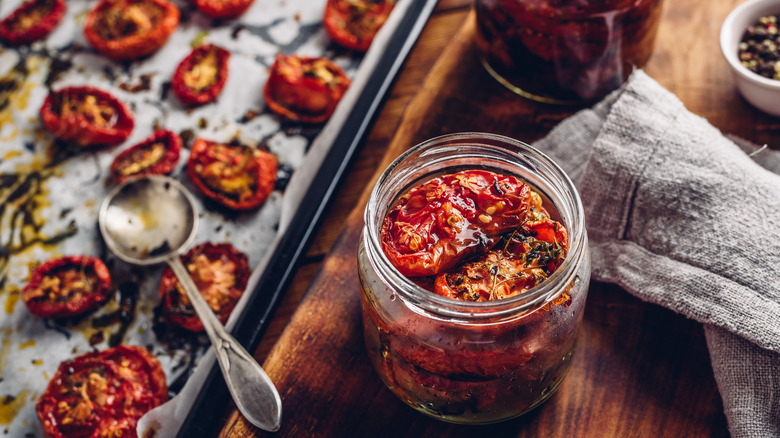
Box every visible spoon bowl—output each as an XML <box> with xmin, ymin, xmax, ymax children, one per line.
<box><xmin>99</xmin><ymin>175</ymin><xmax>198</xmax><ymax>265</ymax></box>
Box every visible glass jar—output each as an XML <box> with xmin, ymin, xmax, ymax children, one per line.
<box><xmin>475</xmin><ymin>0</ymin><xmax>664</xmax><ymax>103</ymax></box>
<box><xmin>358</xmin><ymin>133</ymin><xmax>591</xmax><ymax>424</ymax></box>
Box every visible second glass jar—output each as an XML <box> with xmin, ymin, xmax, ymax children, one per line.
<box><xmin>475</xmin><ymin>0</ymin><xmax>664</xmax><ymax>103</ymax></box>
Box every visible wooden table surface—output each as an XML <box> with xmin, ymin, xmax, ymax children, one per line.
<box><xmin>213</xmin><ymin>0</ymin><xmax>779</xmax><ymax>436</ymax></box>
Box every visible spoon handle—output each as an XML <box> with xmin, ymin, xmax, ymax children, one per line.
<box><xmin>166</xmin><ymin>255</ymin><xmax>282</xmax><ymax>432</ymax></box>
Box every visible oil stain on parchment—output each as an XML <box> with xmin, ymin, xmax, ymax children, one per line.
<box><xmin>0</xmin><ymin>56</ymin><xmax>79</xmax><ymax>297</ymax></box>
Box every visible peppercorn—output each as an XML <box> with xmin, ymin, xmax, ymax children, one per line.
<box><xmin>738</xmin><ymin>15</ymin><xmax>780</xmax><ymax>80</ymax></box>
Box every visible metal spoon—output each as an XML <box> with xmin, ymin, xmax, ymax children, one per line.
<box><xmin>98</xmin><ymin>175</ymin><xmax>282</xmax><ymax>432</ymax></box>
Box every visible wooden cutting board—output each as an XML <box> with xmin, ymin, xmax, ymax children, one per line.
<box><xmin>217</xmin><ymin>1</ymin><xmax>775</xmax><ymax>435</ymax></box>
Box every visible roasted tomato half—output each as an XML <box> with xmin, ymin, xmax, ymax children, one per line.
<box><xmin>324</xmin><ymin>0</ymin><xmax>395</xmax><ymax>52</ymax></box>
<box><xmin>187</xmin><ymin>137</ymin><xmax>277</xmax><ymax>210</ymax></box>
<box><xmin>434</xmin><ymin>218</ymin><xmax>569</xmax><ymax>301</ymax></box>
<box><xmin>263</xmin><ymin>54</ymin><xmax>351</xmax><ymax>124</ymax></box>
<box><xmin>22</xmin><ymin>255</ymin><xmax>112</xmax><ymax>319</ymax></box>
<box><xmin>84</xmin><ymin>0</ymin><xmax>180</xmax><ymax>62</ymax></box>
<box><xmin>381</xmin><ymin>170</ymin><xmax>533</xmax><ymax>277</ymax></box>
<box><xmin>110</xmin><ymin>129</ymin><xmax>182</xmax><ymax>183</ymax></box>
<box><xmin>172</xmin><ymin>44</ymin><xmax>230</xmax><ymax>106</ymax></box>
<box><xmin>158</xmin><ymin>242</ymin><xmax>250</xmax><ymax>332</ymax></box>
<box><xmin>0</xmin><ymin>0</ymin><xmax>66</xmax><ymax>45</ymax></box>
<box><xmin>194</xmin><ymin>0</ymin><xmax>255</xmax><ymax>20</ymax></box>
<box><xmin>36</xmin><ymin>345</ymin><xmax>168</xmax><ymax>438</ymax></box>
<box><xmin>40</xmin><ymin>86</ymin><xmax>134</xmax><ymax>147</ymax></box>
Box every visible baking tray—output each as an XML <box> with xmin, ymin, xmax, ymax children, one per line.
<box><xmin>175</xmin><ymin>1</ymin><xmax>440</xmax><ymax>435</ymax></box>
<box><xmin>0</xmin><ymin>0</ymin><xmax>437</xmax><ymax>436</ymax></box>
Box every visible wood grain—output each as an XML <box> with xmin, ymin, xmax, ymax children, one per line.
<box><xmin>216</xmin><ymin>0</ymin><xmax>778</xmax><ymax>436</ymax></box>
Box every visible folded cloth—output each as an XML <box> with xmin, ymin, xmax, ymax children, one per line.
<box><xmin>534</xmin><ymin>70</ymin><xmax>780</xmax><ymax>438</ymax></box>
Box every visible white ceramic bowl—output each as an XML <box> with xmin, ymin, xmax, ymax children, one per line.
<box><xmin>720</xmin><ymin>0</ymin><xmax>780</xmax><ymax>116</ymax></box>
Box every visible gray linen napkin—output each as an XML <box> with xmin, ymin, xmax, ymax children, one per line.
<box><xmin>534</xmin><ymin>70</ymin><xmax>780</xmax><ymax>438</ymax></box>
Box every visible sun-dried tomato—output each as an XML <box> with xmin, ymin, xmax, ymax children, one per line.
<box><xmin>381</xmin><ymin>170</ymin><xmax>533</xmax><ymax>277</ymax></box>
<box><xmin>194</xmin><ymin>0</ymin><xmax>255</xmax><ymax>20</ymax></box>
<box><xmin>0</xmin><ymin>0</ymin><xmax>66</xmax><ymax>45</ymax></box>
<box><xmin>36</xmin><ymin>345</ymin><xmax>167</xmax><ymax>438</ymax></box>
<box><xmin>263</xmin><ymin>54</ymin><xmax>351</xmax><ymax>124</ymax></box>
<box><xmin>324</xmin><ymin>0</ymin><xmax>395</xmax><ymax>52</ymax></box>
<box><xmin>158</xmin><ymin>242</ymin><xmax>250</xmax><ymax>332</ymax></box>
<box><xmin>39</xmin><ymin>86</ymin><xmax>134</xmax><ymax>147</ymax></box>
<box><xmin>22</xmin><ymin>255</ymin><xmax>112</xmax><ymax>319</ymax></box>
<box><xmin>110</xmin><ymin>129</ymin><xmax>182</xmax><ymax>183</ymax></box>
<box><xmin>187</xmin><ymin>137</ymin><xmax>277</xmax><ymax>210</ymax></box>
<box><xmin>434</xmin><ymin>218</ymin><xmax>568</xmax><ymax>301</ymax></box>
<box><xmin>83</xmin><ymin>0</ymin><xmax>180</xmax><ymax>62</ymax></box>
<box><xmin>172</xmin><ymin>44</ymin><xmax>230</xmax><ymax>106</ymax></box>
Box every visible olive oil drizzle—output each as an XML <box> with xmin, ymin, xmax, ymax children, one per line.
<box><xmin>90</xmin><ymin>282</ymin><xmax>139</xmax><ymax>348</ymax></box>
<box><xmin>0</xmin><ymin>170</ymin><xmax>79</xmax><ymax>288</ymax></box>
<box><xmin>0</xmin><ymin>390</ymin><xmax>29</xmax><ymax>427</ymax></box>
<box><xmin>0</xmin><ymin>59</ymin><xmax>28</xmax><ymax>113</ymax></box>
<box><xmin>0</xmin><ymin>56</ymin><xmax>84</xmax><ymax>293</ymax></box>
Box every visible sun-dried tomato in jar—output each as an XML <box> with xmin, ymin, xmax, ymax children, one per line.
<box><xmin>358</xmin><ymin>133</ymin><xmax>590</xmax><ymax>424</ymax></box>
<box><xmin>474</xmin><ymin>0</ymin><xmax>664</xmax><ymax>103</ymax></box>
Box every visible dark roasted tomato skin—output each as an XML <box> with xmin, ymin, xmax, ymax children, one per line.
<box><xmin>323</xmin><ymin>0</ymin><xmax>395</xmax><ymax>51</ymax></box>
<box><xmin>263</xmin><ymin>54</ymin><xmax>351</xmax><ymax>124</ymax></box>
<box><xmin>22</xmin><ymin>255</ymin><xmax>112</xmax><ymax>319</ymax></box>
<box><xmin>158</xmin><ymin>242</ymin><xmax>250</xmax><ymax>332</ymax></box>
<box><xmin>36</xmin><ymin>345</ymin><xmax>168</xmax><ymax>438</ymax></box>
<box><xmin>381</xmin><ymin>170</ymin><xmax>532</xmax><ymax>277</ymax></box>
<box><xmin>194</xmin><ymin>0</ymin><xmax>254</xmax><ymax>19</ymax></box>
<box><xmin>39</xmin><ymin>86</ymin><xmax>135</xmax><ymax>147</ymax></box>
<box><xmin>172</xmin><ymin>44</ymin><xmax>230</xmax><ymax>106</ymax></box>
<box><xmin>110</xmin><ymin>129</ymin><xmax>182</xmax><ymax>183</ymax></box>
<box><xmin>0</xmin><ymin>0</ymin><xmax>66</xmax><ymax>45</ymax></box>
<box><xmin>187</xmin><ymin>137</ymin><xmax>277</xmax><ymax>210</ymax></box>
<box><xmin>83</xmin><ymin>0</ymin><xmax>180</xmax><ymax>62</ymax></box>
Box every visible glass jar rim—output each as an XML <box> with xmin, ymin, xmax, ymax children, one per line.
<box><xmin>363</xmin><ymin>132</ymin><xmax>587</xmax><ymax>321</ymax></box>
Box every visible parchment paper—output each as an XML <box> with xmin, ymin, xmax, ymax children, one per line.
<box><xmin>0</xmin><ymin>0</ymin><xmax>402</xmax><ymax>435</ymax></box>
